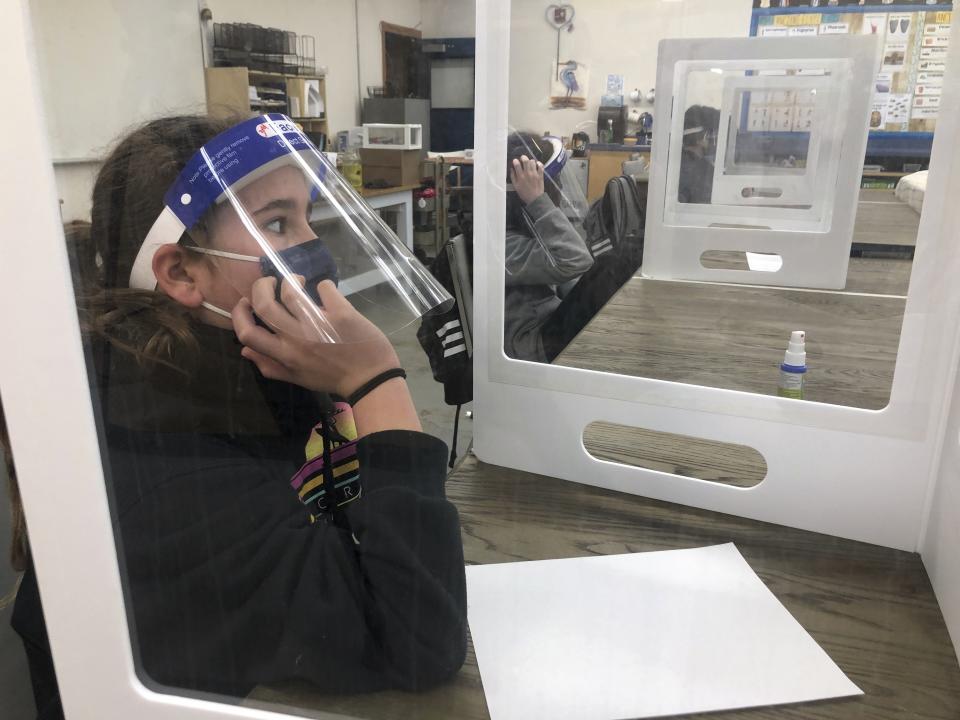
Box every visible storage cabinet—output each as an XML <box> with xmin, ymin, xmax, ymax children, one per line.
<box><xmin>205</xmin><ymin>67</ymin><xmax>328</xmax><ymax>143</ymax></box>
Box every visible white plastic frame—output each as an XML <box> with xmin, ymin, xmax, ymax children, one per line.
<box><xmin>645</xmin><ymin>37</ymin><xmax>878</xmax><ymax>289</ymax></box>
<box><xmin>3</xmin><ymin>2</ymin><xmax>960</xmax><ymax>716</ymax></box>
<box><xmin>360</xmin><ymin>123</ymin><xmax>423</xmax><ymax>150</ymax></box>
<box><xmin>473</xmin><ymin>1</ymin><xmax>960</xmax><ymax>553</ymax></box>
<box><xmin>710</xmin><ymin>74</ymin><xmax>830</xmax><ymax>209</ymax></box>
<box><xmin>0</xmin><ymin>3</ymin><xmax>354</xmax><ymax>719</ymax></box>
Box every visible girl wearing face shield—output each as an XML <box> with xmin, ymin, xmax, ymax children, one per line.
<box><xmin>8</xmin><ymin>115</ymin><xmax>467</xmax><ymax>715</ymax></box>
<box><xmin>504</xmin><ymin>131</ymin><xmax>645</xmax><ymax>363</ymax></box>
<box><xmin>504</xmin><ymin>132</ymin><xmax>595</xmax><ymax>363</ymax></box>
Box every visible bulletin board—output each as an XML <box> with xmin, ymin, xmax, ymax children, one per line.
<box><xmin>751</xmin><ymin>2</ymin><xmax>953</xmax><ymax>134</ymax></box>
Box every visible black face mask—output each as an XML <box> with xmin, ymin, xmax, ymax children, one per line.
<box><xmin>259</xmin><ymin>237</ymin><xmax>339</xmax><ymax>304</ymax></box>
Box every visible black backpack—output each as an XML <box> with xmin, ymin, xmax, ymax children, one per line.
<box><xmin>416</xmin><ymin>235</ymin><xmax>473</xmax><ymax>466</ymax></box>
<box><xmin>582</xmin><ymin>175</ymin><xmax>647</xmax><ymax>271</ymax></box>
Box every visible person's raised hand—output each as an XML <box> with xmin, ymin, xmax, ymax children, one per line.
<box><xmin>232</xmin><ymin>276</ymin><xmax>400</xmax><ymax>398</ymax></box>
<box><xmin>510</xmin><ymin>154</ymin><xmax>545</xmax><ymax>205</ymax></box>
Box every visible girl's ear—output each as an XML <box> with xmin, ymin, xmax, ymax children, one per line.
<box><xmin>152</xmin><ymin>244</ymin><xmax>204</xmax><ymax>308</ymax></box>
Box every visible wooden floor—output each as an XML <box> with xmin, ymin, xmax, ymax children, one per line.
<box><xmin>252</xmin><ymin>455</ymin><xmax>960</xmax><ymax>719</ymax></box>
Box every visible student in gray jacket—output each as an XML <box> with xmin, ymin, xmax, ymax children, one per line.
<box><xmin>504</xmin><ymin>132</ymin><xmax>595</xmax><ymax>362</ymax></box>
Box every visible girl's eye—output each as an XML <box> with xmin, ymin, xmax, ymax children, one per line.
<box><xmin>264</xmin><ymin>217</ymin><xmax>286</xmax><ymax>234</ymax></box>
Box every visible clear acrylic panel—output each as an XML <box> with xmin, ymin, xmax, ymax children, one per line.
<box><xmin>15</xmin><ymin>0</ymin><xmax>477</xmax><ymax>717</ymax></box>
<box><xmin>481</xmin><ymin>5</ymin><xmax>960</xmax><ymax>715</ymax></box>
<box><xmin>8</xmin><ymin>1</ymin><xmax>960</xmax><ymax>720</ymax></box>
<box><xmin>665</xmin><ymin>58</ymin><xmax>857</xmax><ymax>235</ymax></box>
<box><xmin>502</xmin><ymin>10</ymin><xmax>926</xmax><ymax>419</ymax></box>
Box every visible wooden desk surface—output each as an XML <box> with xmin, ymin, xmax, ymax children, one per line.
<box><xmin>854</xmin><ymin>189</ymin><xmax>920</xmax><ymax>248</ymax></box>
<box><xmin>555</xmin><ymin>275</ymin><xmax>904</xmax><ymax>411</ymax></box>
<box><xmin>553</xmin><ymin>255</ymin><xmax>911</xmax><ymax>480</ymax></box>
<box><xmin>251</xmin><ymin>456</ymin><xmax>960</xmax><ymax>719</ymax></box>
<box><xmin>246</xmin><ymin>184</ymin><xmax>946</xmax><ymax>720</ymax></box>
<box><xmin>553</xmin><ymin>197</ymin><xmax>916</xmax><ymax>412</ymax></box>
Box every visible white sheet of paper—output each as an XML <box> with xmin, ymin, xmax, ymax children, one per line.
<box><xmin>466</xmin><ymin>544</ymin><xmax>861</xmax><ymax>720</ymax></box>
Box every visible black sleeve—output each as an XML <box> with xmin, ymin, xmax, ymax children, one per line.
<box><xmin>113</xmin><ymin>429</ymin><xmax>467</xmax><ymax>697</ymax></box>
<box><xmin>342</xmin><ymin>431</ymin><xmax>468</xmax><ymax>690</ymax></box>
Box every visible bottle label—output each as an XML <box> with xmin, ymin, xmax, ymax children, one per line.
<box><xmin>777</xmin><ymin>369</ymin><xmax>804</xmax><ymax>399</ymax></box>
<box><xmin>777</xmin><ymin>387</ymin><xmax>803</xmax><ymax>399</ymax></box>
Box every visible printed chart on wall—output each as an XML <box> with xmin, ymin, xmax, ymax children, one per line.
<box><xmin>752</xmin><ymin>2</ymin><xmax>953</xmax><ymax>133</ymax></box>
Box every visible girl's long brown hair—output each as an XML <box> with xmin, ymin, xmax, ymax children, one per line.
<box><xmin>4</xmin><ymin>115</ymin><xmax>235</xmax><ymax>572</ymax></box>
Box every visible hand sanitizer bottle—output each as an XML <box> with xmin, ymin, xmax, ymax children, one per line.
<box><xmin>777</xmin><ymin>330</ymin><xmax>806</xmax><ymax>400</ymax></box>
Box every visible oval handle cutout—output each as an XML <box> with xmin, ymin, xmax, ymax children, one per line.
<box><xmin>583</xmin><ymin>421</ymin><xmax>767</xmax><ymax>488</ymax></box>
<box><xmin>700</xmin><ymin>250</ymin><xmax>783</xmax><ymax>273</ymax></box>
<box><xmin>741</xmin><ymin>186</ymin><xmax>784</xmax><ymax>199</ymax></box>
<box><xmin>707</xmin><ymin>223</ymin><xmax>772</xmax><ymax>230</ymax></box>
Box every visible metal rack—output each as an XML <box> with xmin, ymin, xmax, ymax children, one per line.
<box><xmin>421</xmin><ymin>156</ymin><xmax>472</xmax><ymax>258</ymax></box>
<box><xmin>213</xmin><ymin>23</ymin><xmax>317</xmax><ymax>76</ymax></box>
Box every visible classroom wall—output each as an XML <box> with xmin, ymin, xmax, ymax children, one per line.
<box><xmin>421</xmin><ymin>0</ymin><xmax>476</xmax><ymax>38</ymax></box>
<box><xmin>29</xmin><ymin>0</ymin><xmax>208</xmax><ymax>161</ymax></box>
<box><xmin>507</xmin><ymin>0</ymin><xmax>753</xmax><ymax>138</ymax></box>
<box><xmin>40</xmin><ymin>0</ymin><xmax>423</xmax><ymax>221</ymax></box>
<box><xmin>53</xmin><ymin>164</ymin><xmax>100</xmax><ymax>225</ymax></box>
<box><xmin>29</xmin><ymin>0</ymin><xmax>208</xmax><ymax>223</ymax></box>
<box><xmin>922</xmin><ymin>359</ymin><xmax>960</xmax><ymax>660</ymax></box>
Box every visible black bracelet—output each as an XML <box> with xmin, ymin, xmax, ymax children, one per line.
<box><xmin>347</xmin><ymin>368</ymin><xmax>407</xmax><ymax>406</ymax></box>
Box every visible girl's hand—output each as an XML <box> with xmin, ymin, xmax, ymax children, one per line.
<box><xmin>510</xmin><ymin>155</ymin><xmax>545</xmax><ymax>205</ymax></box>
<box><xmin>232</xmin><ymin>277</ymin><xmax>401</xmax><ymax>398</ymax></box>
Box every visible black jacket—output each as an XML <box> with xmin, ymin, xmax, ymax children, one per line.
<box><xmin>12</xmin><ymin>323</ymin><xmax>467</xmax><ymax>714</ymax></box>
<box><xmin>677</xmin><ymin>149</ymin><xmax>715</xmax><ymax>205</ymax></box>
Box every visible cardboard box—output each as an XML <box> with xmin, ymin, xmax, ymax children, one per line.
<box><xmin>360</xmin><ymin>148</ymin><xmax>423</xmax><ymax>187</ymax></box>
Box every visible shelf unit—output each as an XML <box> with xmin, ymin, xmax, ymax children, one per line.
<box><xmin>205</xmin><ymin>67</ymin><xmax>328</xmax><ymax>139</ymax></box>
<box><xmin>421</xmin><ymin>156</ymin><xmax>473</xmax><ymax>258</ymax></box>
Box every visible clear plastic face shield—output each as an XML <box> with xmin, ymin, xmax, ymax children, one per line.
<box><xmin>129</xmin><ymin>114</ymin><xmax>452</xmax><ymax>342</ymax></box>
<box><xmin>504</xmin><ymin>131</ymin><xmax>590</xmax><ymax>275</ymax></box>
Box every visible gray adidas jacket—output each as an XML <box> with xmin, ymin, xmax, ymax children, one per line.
<box><xmin>503</xmin><ymin>193</ymin><xmax>594</xmax><ymax>362</ymax></box>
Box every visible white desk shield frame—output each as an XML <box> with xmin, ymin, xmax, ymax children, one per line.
<box><xmin>645</xmin><ymin>37</ymin><xmax>879</xmax><ymax>290</ymax></box>
<box><xmin>3</xmin><ymin>1</ymin><xmax>960</xmax><ymax>716</ymax></box>
<box><xmin>473</xmin><ymin>0</ymin><xmax>960</xmax><ymax>555</ymax></box>
<box><xmin>710</xmin><ymin>74</ymin><xmax>829</xmax><ymax>212</ymax></box>
<box><xmin>0</xmin><ymin>3</ymin><xmax>378</xmax><ymax>720</ymax></box>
